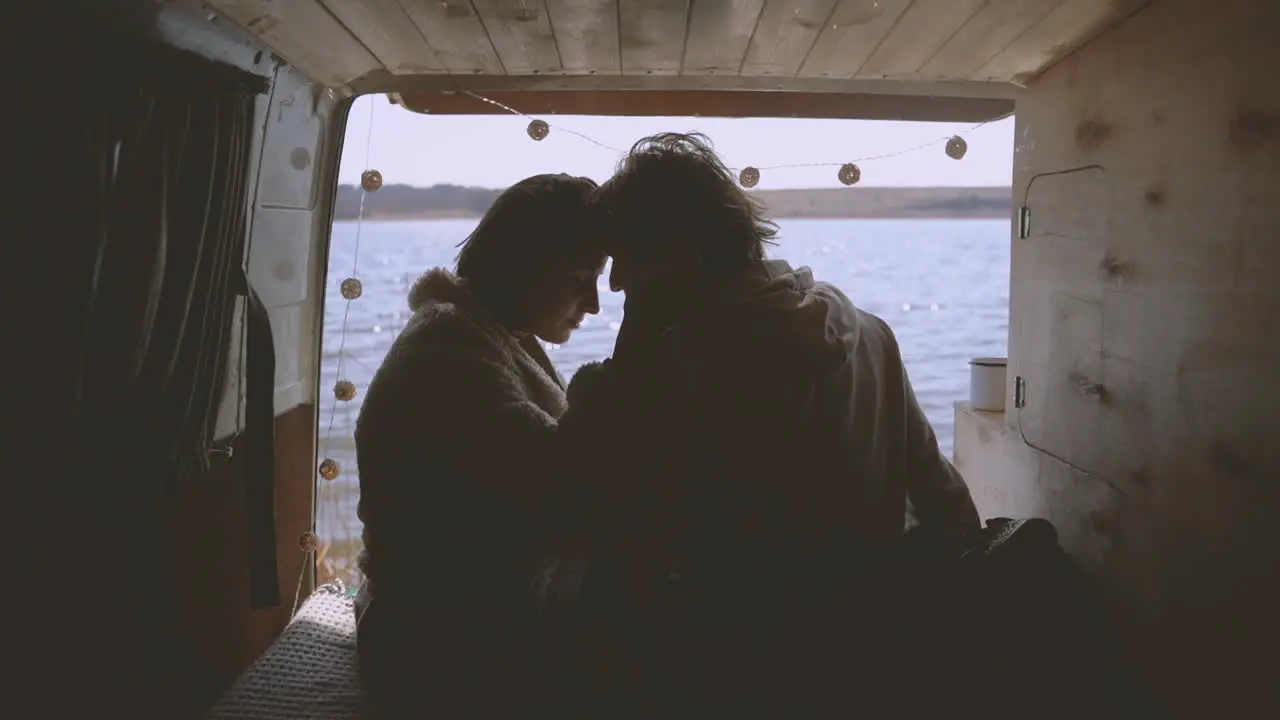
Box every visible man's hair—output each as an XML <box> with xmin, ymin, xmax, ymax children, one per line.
<box><xmin>455</xmin><ymin>173</ymin><xmax>601</xmax><ymax>317</ymax></box>
<box><xmin>594</xmin><ymin>132</ymin><xmax>777</xmax><ymax>280</ymax></box>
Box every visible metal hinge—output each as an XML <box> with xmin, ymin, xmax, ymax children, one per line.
<box><xmin>1014</xmin><ymin>376</ymin><xmax>1027</xmax><ymax>409</ymax></box>
<box><xmin>1017</xmin><ymin>206</ymin><xmax>1031</xmax><ymax>239</ymax></box>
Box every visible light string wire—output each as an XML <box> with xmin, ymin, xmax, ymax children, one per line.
<box><xmin>753</xmin><ymin>113</ymin><xmax>1011</xmax><ymax>170</ymax></box>
<box><xmin>296</xmin><ymin>96</ymin><xmax>377</xmax><ymax>616</ymax></box>
<box><xmin>462</xmin><ymin>90</ymin><xmax>1012</xmax><ymax>180</ymax></box>
<box><xmin>463</xmin><ymin>91</ymin><xmax>624</xmax><ymax>153</ymax></box>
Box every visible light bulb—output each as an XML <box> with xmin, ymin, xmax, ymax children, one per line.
<box><xmin>527</xmin><ymin>119</ymin><xmax>550</xmax><ymax>141</ymax></box>
<box><xmin>318</xmin><ymin>458</ymin><xmax>340</xmax><ymax>481</ymax></box>
<box><xmin>340</xmin><ymin>278</ymin><xmax>363</xmax><ymax>300</ymax></box>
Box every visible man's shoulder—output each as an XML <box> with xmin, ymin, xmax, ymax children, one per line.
<box><xmin>848</xmin><ymin>302</ymin><xmax>894</xmax><ymax>337</ymax></box>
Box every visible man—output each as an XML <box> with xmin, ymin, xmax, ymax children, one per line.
<box><xmin>563</xmin><ymin>132</ymin><xmax>980</xmax><ymax>714</ymax></box>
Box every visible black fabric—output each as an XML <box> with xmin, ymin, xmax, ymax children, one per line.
<box><xmin>12</xmin><ymin>41</ymin><xmax>266</xmax><ymax>494</ymax></box>
<box><xmin>237</xmin><ymin>268</ymin><xmax>281</xmax><ymax>609</ymax></box>
<box><xmin>6</xmin><ymin>21</ymin><xmax>272</xmax><ymax>715</ymax></box>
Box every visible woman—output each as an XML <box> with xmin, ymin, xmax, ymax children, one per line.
<box><xmin>353</xmin><ymin>173</ymin><xmax>606</xmax><ymax>716</ymax></box>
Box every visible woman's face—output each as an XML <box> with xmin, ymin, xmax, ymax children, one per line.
<box><xmin>522</xmin><ymin>251</ymin><xmax>606</xmax><ymax>344</ymax></box>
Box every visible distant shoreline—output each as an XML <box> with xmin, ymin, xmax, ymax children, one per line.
<box><xmin>333</xmin><ymin>184</ymin><xmax>1013</xmax><ymax>222</ymax></box>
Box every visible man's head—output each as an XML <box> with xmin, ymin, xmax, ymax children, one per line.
<box><xmin>456</xmin><ymin>173</ymin><xmax>605</xmax><ymax>344</ymax></box>
<box><xmin>594</xmin><ymin>132</ymin><xmax>777</xmax><ymax>297</ymax></box>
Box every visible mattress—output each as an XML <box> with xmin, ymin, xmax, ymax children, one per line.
<box><xmin>205</xmin><ymin>582</ymin><xmax>367</xmax><ymax>719</ymax></box>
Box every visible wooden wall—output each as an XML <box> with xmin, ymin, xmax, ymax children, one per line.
<box><xmin>957</xmin><ymin>0</ymin><xmax>1280</xmax><ymax>713</ymax></box>
<box><xmin>168</xmin><ymin>404</ymin><xmax>318</xmax><ymax>717</ymax></box>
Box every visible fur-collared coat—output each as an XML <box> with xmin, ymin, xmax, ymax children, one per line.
<box><xmin>352</xmin><ymin>268</ymin><xmax>570</xmax><ymax>707</ymax></box>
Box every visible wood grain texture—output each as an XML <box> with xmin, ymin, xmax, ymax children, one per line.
<box><xmin>683</xmin><ymin>0</ymin><xmax>766</xmax><ymax>74</ymax></box>
<box><xmin>396</xmin><ymin>0</ymin><xmax>505</xmax><ymax>74</ymax></box>
<box><xmin>740</xmin><ymin>0</ymin><xmax>838</xmax><ymax>76</ymax></box>
<box><xmin>361</xmin><ymin>70</ymin><xmax>1017</xmax><ymax>98</ymax></box>
<box><xmin>618</xmin><ymin>0</ymin><xmax>689</xmax><ymax>76</ymax></box>
<box><xmin>545</xmin><ymin>0</ymin><xmax>621</xmax><ymax>73</ymax></box>
<box><xmin>859</xmin><ymin>0</ymin><xmax>987</xmax><ymax>77</ymax></box>
<box><xmin>318</xmin><ymin>0</ymin><xmax>444</xmax><ymax>74</ymax></box>
<box><xmin>800</xmin><ymin>0</ymin><xmax>913</xmax><ymax>78</ymax></box>
<box><xmin>919</xmin><ymin>0</ymin><xmax>1064</xmax><ymax>80</ymax></box>
<box><xmin>472</xmin><ymin>0</ymin><xmax>562</xmax><ymax>74</ymax></box>
<box><xmin>207</xmin><ymin>0</ymin><xmax>381</xmax><ymax>85</ymax></box>
<box><xmin>976</xmin><ymin>0</ymin><xmax>1152</xmax><ymax>83</ymax></box>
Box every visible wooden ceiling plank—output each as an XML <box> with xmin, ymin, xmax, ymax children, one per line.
<box><xmin>318</xmin><ymin>0</ymin><xmax>445</xmax><ymax>74</ymax></box>
<box><xmin>682</xmin><ymin>0</ymin><xmax>766</xmax><ymax>75</ymax></box>
<box><xmin>975</xmin><ymin>0</ymin><xmax>1151</xmax><ymax>84</ymax></box>
<box><xmin>360</xmin><ymin>71</ymin><xmax>1017</xmax><ymax>99</ymax></box>
<box><xmin>858</xmin><ymin>0</ymin><xmax>988</xmax><ymax>78</ymax></box>
<box><xmin>798</xmin><ymin>0</ymin><xmax>913</xmax><ymax>78</ymax></box>
<box><xmin>395</xmin><ymin>0</ymin><xmax>505</xmax><ymax>74</ymax></box>
<box><xmin>545</xmin><ymin>0</ymin><xmax>621</xmax><ymax>74</ymax></box>
<box><xmin>471</xmin><ymin>0</ymin><xmax>562</xmax><ymax>74</ymax></box>
<box><xmin>394</xmin><ymin>88</ymin><xmax>1013</xmax><ymax>122</ymax></box>
<box><xmin>618</xmin><ymin>0</ymin><xmax>689</xmax><ymax>76</ymax></box>
<box><xmin>740</xmin><ymin>0</ymin><xmax>839</xmax><ymax>77</ymax></box>
<box><xmin>206</xmin><ymin>0</ymin><xmax>381</xmax><ymax>85</ymax></box>
<box><xmin>919</xmin><ymin>0</ymin><xmax>1064</xmax><ymax>80</ymax></box>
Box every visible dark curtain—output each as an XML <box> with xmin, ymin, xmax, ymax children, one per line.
<box><xmin>6</xmin><ymin>22</ymin><xmax>273</xmax><ymax>714</ymax></box>
<box><xmin>22</xmin><ymin>48</ymin><xmax>265</xmax><ymax>495</ymax></box>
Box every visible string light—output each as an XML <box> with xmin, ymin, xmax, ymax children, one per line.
<box><xmin>318</xmin><ymin>457</ymin><xmax>341</xmax><ymax>481</ymax></box>
<box><xmin>360</xmin><ymin>169</ymin><xmax>384</xmax><ymax>191</ymax></box>
<box><xmin>461</xmin><ymin>91</ymin><xmax>623</xmax><ymax>153</ymax></box>
<box><xmin>741</xmin><ymin>124</ymin><xmax>994</xmax><ymax>179</ymax></box>
<box><xmin>292</xmin><ymin>530</ymin><xmax>320</xmax><ymax>615</ymax></box>
<box><xmin>526</xmin><ymin>119</ymin><xmax>550</xmax><ymax>141</ymax></box>
<box><xmin>333</xmin><ymin>379</ymin><xmax>357</xmax><ymax>402</ymax></box>
<box><xmin>304</xmin><ymin>94</ymin><xmax>380</xmax><ymax>611</ymax></box>
<box><xmin>837</xmin><ymin>163</ymin><xmax>862</xmax><ymax>186</ymax></box>
<box><xmin>455</xmin><ymin>90</ymin><xmax>1010</xmax><ymax>188</ymax></box>
<box><xmin>339</xmin><ymin>277</ymin><xmax>363</xmax><ymax>300</ymax></box>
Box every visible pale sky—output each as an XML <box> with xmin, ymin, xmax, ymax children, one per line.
<box><xmin>339</xmin><ymin>94</ymin><xmax>1014</xmax><ymax>190</ymax></box>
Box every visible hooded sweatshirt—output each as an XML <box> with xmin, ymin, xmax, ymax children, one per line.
<box><xmin>695</xmin><ymin>259</ymin><xmax>978</xmax><ymax>533</ymax></box>
<box><xmin>564</xmin><ymin>258</ymin><xmax>979</xmax><ymax>612</ymax></box>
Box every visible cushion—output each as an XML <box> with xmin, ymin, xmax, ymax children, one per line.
<box><xmin>205</xmin><ymin>582</ymin><xmax>366</xmax><ymax>720</ymax></box>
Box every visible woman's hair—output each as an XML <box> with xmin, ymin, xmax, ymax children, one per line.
<box><xmin>455</xmin><ymin>173</ymin><xmax>601</xmax><ymax>319</ymax></box>
<box><xmin>594</xmin><ymin>132</ymin><xmax>777</xmax><ymax>280</ymax></box>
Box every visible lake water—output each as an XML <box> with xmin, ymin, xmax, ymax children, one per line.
<box><xmin>316</xmin><ymin>218</ymin><xmax>1010</xmax><ymax>554</ymax></box>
